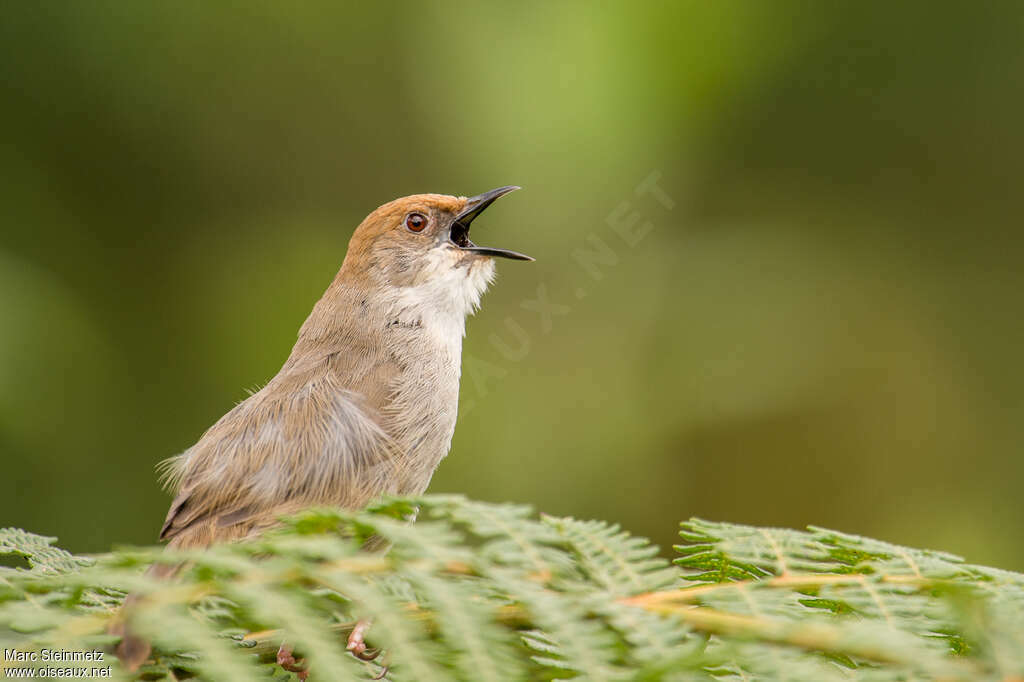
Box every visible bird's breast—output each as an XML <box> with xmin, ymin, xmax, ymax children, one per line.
<box><xmin>376</xmin><ymin>316</ymin><xmax>465</xmax><ymax>494</ymax></box>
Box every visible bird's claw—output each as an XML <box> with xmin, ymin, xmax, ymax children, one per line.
<box><xmin>276</xmin><ymin>643</ymin><xmax>308</xmax><ymax>680</ymax></box>
<box><xmin>274</xmin><ymin>621</ymin><xmax>381</xmax><ymax>679</ymax></box>
<box><xmin>346</xmin><ymin>619</ymin><xmax>381</xmax><ymax>661</ymax></box>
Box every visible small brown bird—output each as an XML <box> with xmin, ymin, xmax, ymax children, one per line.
<box><xmin>116</xmin><ymin>186</ymin><xmax>531</xmax><ymax>668</ymax></box>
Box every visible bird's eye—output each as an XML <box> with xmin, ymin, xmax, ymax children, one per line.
<box><xmin>405</xmin><ymin>212</ymin><xmax>428</xmax><ymax>232</ymax></box>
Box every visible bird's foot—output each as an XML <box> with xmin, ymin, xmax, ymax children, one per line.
<box><xmin>276</xmin><ymin>643</ymin><xmax>308</xmax><ymax>680</ymax></box>
<box><xmin>346</xmin><ymin>619</ymin><xmax>381</xmax><ymax>661</ymax></box>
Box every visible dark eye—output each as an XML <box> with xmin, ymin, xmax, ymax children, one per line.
<box><xmin>405</xmin><ymin>212</ymin><xmax>428</xmax><ymax>232</ymax></box>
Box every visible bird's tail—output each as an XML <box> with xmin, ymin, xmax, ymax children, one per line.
<box><xmin>109</xmin><ymin>561</ymin><xmax>182</xmax><ymax>671</ymax></box>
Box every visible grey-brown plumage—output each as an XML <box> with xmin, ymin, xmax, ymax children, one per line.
<box><xmin>114</xmin><ymin>187</ymin><xmax>530</xmax><ymax>667</ymax></box>
<box><xmin>158</xmin><ymin>187</ymin><xmax>530</xmax><ymax>548</ymax></box>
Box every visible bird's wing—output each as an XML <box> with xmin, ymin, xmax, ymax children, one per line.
<box><xmin>158</xmin><ymin>364</ymin><xmax>402</xmax><ymax>548</ymax></box>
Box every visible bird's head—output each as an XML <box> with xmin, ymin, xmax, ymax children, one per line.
<box><xmin>340</xmin><ymin>186</ymin><xmax>532</xmax><ymax>314</ymax></box>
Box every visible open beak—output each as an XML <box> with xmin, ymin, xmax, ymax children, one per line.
<box><xmin>450</xmin><ymin>185</ymin><xmax>534</xmax><ymax>261</ymax></box>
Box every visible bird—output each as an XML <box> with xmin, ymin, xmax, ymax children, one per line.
<box><xmin>114</xmin><ymin>186</ymin><xmax>532</xmax><ymax>671</ymax></box>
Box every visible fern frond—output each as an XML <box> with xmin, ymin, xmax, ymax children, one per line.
<box><xmin>425</xmin><ymin>495</ymin><xmax>574</xmax><ymax>579</ymax></box>
<box><xmin>545</xmin><ymin>516</ymin><xmax>677</xmax><ymax>595</ymax></box>
<box><xmin>495</xmin><ymin>568</ymin><xmax>626</xmax><ymax>681</ymax></box>
<box><xmin>1</xmin><ymin>499</ymin><xmax>1022</xmax><ymax>681</ymax></box>
<box><xmin>0</xmin><ymin>528</ymin><xmax>93</xmax><ymax>575</ymax></box>
<box><xmin>407</xmin><ymin>570</ymin><xmax>526</xmax><ymax>682</ymax></box>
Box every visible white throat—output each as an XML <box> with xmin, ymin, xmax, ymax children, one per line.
<box><xmin>388</xmin><ymin>249</ymin><xmax>496</xmax><ymax>348</ymax></box>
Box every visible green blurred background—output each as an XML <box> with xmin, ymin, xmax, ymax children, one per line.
<box><xmin>2</xmin><ymin>2</ymin><xmax>1022</xmax><ymax>569</ymax></box>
